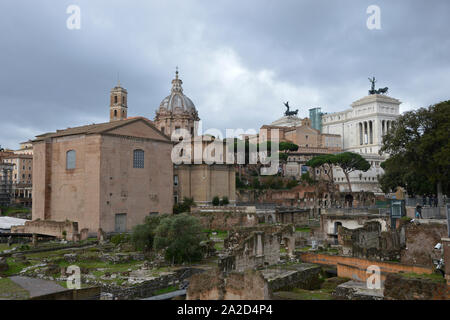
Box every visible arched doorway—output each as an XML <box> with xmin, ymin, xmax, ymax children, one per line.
<box><xmin>345</xmin><ymin>194</ymin><xmax>353</xmax><ymax>208</ymax></box>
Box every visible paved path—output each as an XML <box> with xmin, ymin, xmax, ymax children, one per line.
<box><xmin>9</xmin><ymin>276</ymin><xmax>67</xmax><ymax>298</ymax></box>
<box><xmin>142</xmin><ymin>289</ymin><xmax>186</xmax><ymax>300</ymax></box>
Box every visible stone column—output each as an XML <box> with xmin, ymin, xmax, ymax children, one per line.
<box><xmin>364</xmin><ymin>122</ymin><xmax>368</xmax><ymax>144</ymax></box>
<box><xmin>359</xmin><ymin>122</ymin><xmax>363</xmax><ymax>145</ymax></box>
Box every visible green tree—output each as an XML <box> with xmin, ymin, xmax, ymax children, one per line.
<box><xmin>131</xmin><ymin>215</ymin><xmax>163</xmax><ymax>251</ymax></box>
<box><xmin>212</xmin><ymin>196</ymin><xmax>220</xmax><ymax>206</ymax></box>
<box><xmin>221</xmin><ymin>196</ymin><xmax>229</xmax><ymax>205</ymax></box>
<box><xmin>380</xmin><ymin>101</ymin><xmax>450</xmax><ymax>200</ymax></box>
<box><xmin>279</xmin><ymin>142</ymin><xmax>299</xmax><ymax>152</ymax></box>
<box><xmin>333</xmin><ymin>152</ymin><xmax>370</xmax><ymax>193</ymax></box>
<box><xmin>286</xmin><ymin>179</ymin><xmax>299</xmax><ymax>189</ymax></box>
<box><xmin>301</xmin><ymin>172</ymin><xmax>316</xmax><ymax>186</ymax></box>
<box><xmin>153</xmin><ymin>214</ymin><xmax>205</xmax><ymax>264</ymax></box>
<box><xmin>173</xmin><ymin>197</ymin><xmax>196</xmax><ymax>214</ymax></box>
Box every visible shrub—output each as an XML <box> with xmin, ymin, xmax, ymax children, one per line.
<box><xmin>235</xmin><ymin>176</ymin><xmax>246</xmax><ymax>189</ymax></box>
<box><xmin>286</xmin><ymin>179</ymin><xmax>299</xmax><ymax>189</ymax></box>
<box><xmin>212</xmin><ymin>196</ymin><xmax>220</xmax><ymax>206</ymax></box>
<box><xmin>110</xmin><ymin>233</ymin><xmax>130</xmax><ymax>245</ymax></box>
<box><xmin>173</xmin><ymin>197</ymin><xmax>196</xmax><ymax>214</ymax></box>
<box><xmin>153</xmin><ymin>214</ymin><xmax>205</xmax><ymax>264</ymax></box>
<box><xmin>222</xmin><ymin>196</ymin><xmax>229</xmax><ymax>205</ymax></box>
<box><xmin>131</xmin><ymin>215</ymin><xmax>163</xmax><ymax>251</ymax></box>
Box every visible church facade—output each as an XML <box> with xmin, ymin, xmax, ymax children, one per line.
<box><xmin>154</xmin><ymin>71</ymin><xmax>236</xmax><ymax>206</ymax></box>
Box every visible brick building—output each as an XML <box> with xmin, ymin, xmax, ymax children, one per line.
<box><xmin>31</xmin><ymin>82</ymin><xmax>173</xmax><ymax>234</ymax></box>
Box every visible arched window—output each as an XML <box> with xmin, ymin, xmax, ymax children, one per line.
<box><xmin>114</xmin><ymin>110</ymin><xmax>117</xmax><ymax>117</ymax></box>
<box><xmin>114</xmin><ymin>95</ymin><xmax>118</xmax><ymax>103</ymax></box>
<box><xmin>66</xmin><ymin>150</ymin><xmax>76</xmax><ymax>169</ymax></box>
<box><xmin>133</xmin><ymin>149</ymin><xmax>144</xmax><ymax>168</ymax></box>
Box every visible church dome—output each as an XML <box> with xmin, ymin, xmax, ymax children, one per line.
<box><xmin>158</xmin><ymin>70</ymin><xmax>197</xmax><ymax>113</ymax></box>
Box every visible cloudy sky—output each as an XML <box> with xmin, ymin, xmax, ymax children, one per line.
<box><xmin>1</xmin><ymin>0</ymin><xmax>449</xmax><ymax>148</ymax></box>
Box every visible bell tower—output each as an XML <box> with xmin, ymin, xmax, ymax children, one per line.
<box><xmin>110</xmin><ymin>80</ymin><xmax>128</xmax><ymax>121</ymax></box>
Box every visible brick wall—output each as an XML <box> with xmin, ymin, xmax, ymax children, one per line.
<box><xmin>11</xmin><ymin>219</ymin><xmax>79</xmax><ymax>240</ymax></box>
<box><xmin>191</xmin><ymin>210</ymin><xmax>258</xmax><ymax>231</ymax></box>
<box><xmin>299</xmin><ymin>253</ymin><xmax>433</xmax><ymax>279</ymax></box>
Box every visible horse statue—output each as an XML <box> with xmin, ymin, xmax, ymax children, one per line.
<box><xmin>376</xmin><ymin>87</ymin><xmax>388</xmax><ymax>94</ymax></box>
<box><xmin>284</xmin><ymin>101</ymin><xmax>299</xmax><ymax>116</ymax></box>
<box><xmin>368</xmin><ymin>77</ymin><xmax>389</xmax><ymax>95</ymax></box>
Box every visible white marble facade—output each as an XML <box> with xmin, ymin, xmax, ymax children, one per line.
<box><xmin>321</xmin><ymin>94</ymin><xmax>401</xmax><ymax>194</ymax></box>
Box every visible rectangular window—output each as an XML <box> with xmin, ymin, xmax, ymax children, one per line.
<box><xmin>114</xmin><ymin>213</ymin><xmax>127</xmax><ymax>233</ymax></box>
<box><xmin>174</xmin><ymin>175</ymin><xmax>178</xmax><ymax>186</ymax></box>
<box><xmin>66</xmin><ymin>150</ymin><xmax>76</xmax><ymax>169</ymax></box>
<box><xmin>133</xmin><ymin>149</ymin><xmax>145</xmax><ymax>168</ymax></box>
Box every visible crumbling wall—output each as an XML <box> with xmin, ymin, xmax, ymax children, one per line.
<box><xmin>186</xmin><ymin>269</ymin><xmax>224</xmax><ymax>300</ymax></box>
<box><xmin>187</xmin><ymin>269</ymin><xmax>270</xmax><ymax>300</ymax></box>
<box><xmin>400</xmin><ymin>222</ymin><xmax>448</xmax><ymax>267</ymax></box>
<box><xmin>338</xmin><ymin>221</ymin><xmax>401</xmax><ymax>261</ymax></box>
<box><xmin>384</xmin><ymin>274</ymin><xmax>449</xmax><ymax>300</ymax></box>
<box><xmin>191</xmin><ymin>210</ymin><xmax>257</xmax><ymax>231</ymax></box>
<box><xmin>220</xmin><ymin>225</ymin><xmax>294</xmax><ymax>272</ymax></box>
<box><xmin>275</xmin><ymin>209</ymin><xmax>310</xmax><ymax>226</ymax></box>
<box><xmin>11</xmin><ymin>219</ymin><xmax>79</xmax><ymax>241</ymax></box>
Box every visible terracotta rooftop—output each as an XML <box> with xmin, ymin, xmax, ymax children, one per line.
<box><xmin>33</xmin><ymin>117</ymin><xmax>166</xmax><ymax>142</ymax></box>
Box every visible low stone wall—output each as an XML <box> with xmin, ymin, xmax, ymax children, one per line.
<box><xmin>383</xmin><ymin>274</ymin><xmax>449</xmax><ymax>300</ymax></box>
<box><xmin>102</xmin><ymin>267</ymin><xmax>204</xmax><ymax>300</ymax></box>
<box><xmin>262</xmin><ymin>264</ymin><xmax>322</xmax><ymax>292</ymax></box>
<box><xmin>191</xmin><ymin>210</ymin><xmax>258</xmax><ymax>231</ymax></box>
<box><xmin>31</xmin><ymin>287</ymin><xmax>101</xmax><ymax>300</ymax></box>
<box><xmin>11</xmin><ymin>220</ymin><xmax>79</xmax><ymax>241</ymax></box>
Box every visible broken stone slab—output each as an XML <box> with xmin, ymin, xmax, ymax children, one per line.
<box><xmin>63</xmin><ymin>253</ymin><xmax>78</xmax><ymax>263</ymax></box>
<box><xmin>333</xmin><ymin>280</ymin><xmax>384</xmax><ymax>300</ymax></box>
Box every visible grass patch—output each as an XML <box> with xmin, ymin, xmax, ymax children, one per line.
<box><xmin>0</xmin><ymin>243</ymin><xmax>20</xmax><ymax>252</ymax></box>
<box><xmin>295</xmin><ymin>227</ymin><xmax>311</xmax><ymax>233</ymax></box>
<box><xmin>0</xmin><ymin>277</ymin><xmax>30</xmax><ymax>300</ymax></box>
<box><xmin>2</xmin><ymin>258</ymin><xmax>29</xmax><ymax>276</ymax></box>
<box><xmin>154</xmin><ymin>285</ymin><xmax>178</xmax><ymax>296</ymax></box>
<box><xmin>400</xmin><ymin>272</ymin><xmax>445</xmax><ymax>283</ymax></box>
<box><xmin>0</xmin><ymin>206</ymin><xmax>30</xmax><ymax>216</ymax></box>
<box><xmin>214</xmin><ymin>242</ymin><xmax>224</xmax><ymax>251</ymax></box>
<box><xmin>274</xmin><ymin>288</ymin><xmax>333</xmax><ymax>300</ymax></box>
<box><xmin>204</xmin><ymin>230</ymin><xmax>228</xmax><ymax>240</ymax></box>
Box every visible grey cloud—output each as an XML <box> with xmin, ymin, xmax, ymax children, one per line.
<box><xmin>0</xmin><ymin>0</ymin><xmax>449</xmax><ymax>148</ymax></box>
